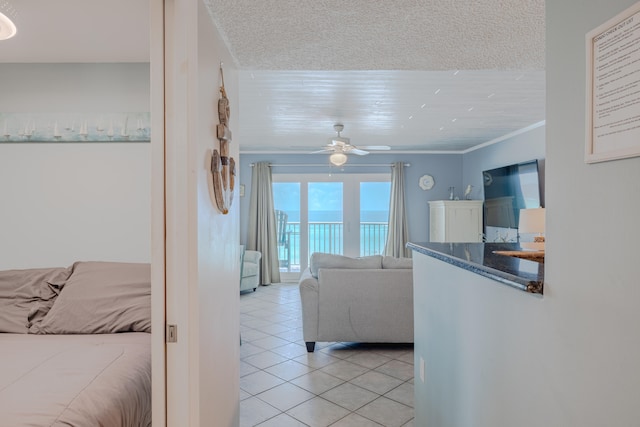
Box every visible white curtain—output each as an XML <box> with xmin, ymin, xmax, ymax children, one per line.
<box><xmin>384</xmin><ymin>162</ymin><xmax>411</xmax><ymax>258</ymax></box>
<box><xmin>247</xmin><ymin>162</ymin><xmax>281</xmax><ymax>284</ymax></box>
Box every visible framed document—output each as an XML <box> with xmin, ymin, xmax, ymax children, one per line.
<box><xmin>586</xmin><ymin>2</ymin><xmax>640</xmax><ymax>163</ymax></box>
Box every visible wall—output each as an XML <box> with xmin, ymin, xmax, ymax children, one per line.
<box><xmin>413</xmin><ymin>1</ymin><xmax>640</xmax><ymax>425</ymax></box>
<box><xmin>239</xmin><ymin>124</ymin><xmax>545</xmax><ymax>251</ymax></box>
<box><xmin>462</xmin><ymin>124</ymin><xmax>546</xmax><ymax>241</ymax></box>
<box><xmin>196</xmin><ymin>0</ymin><xmax>240</xmax><ymax>424</ymax></box>
<box><xmin>0</xmin><ymin>63</ymin><xmax>150</xmax><ymax>269</ymax></box>
<box><xmin>163</xmin><ymin>0</ymin><xmax>240</xmax><ymax>425</ymax></box>
<box><xmin>238</xmin><ymin>153</ymin><xmax>462</xmax><ymax>248</ymax></box>
<box><xmin>413</xmin><ymin>253</ymin><xmax>550</xmax><ymax>426</ymax></box>
<box><xmin>546</xmin><ymin>0</ymin><xmax>640</xmax><ymax>421</ymax></box>
<box><xmin>462</xmin><ymin>124</ymin><xmax>546</xmax><ymax>206</ymax></box>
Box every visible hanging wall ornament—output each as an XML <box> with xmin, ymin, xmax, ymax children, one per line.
<box><xmin>211</xmin><ymin>64</ymin><xmax>235</xmax><ymax>214</ymax></box>
<box><xmin>211</xmin><ymin>150</ymin><xmax>227</xmax><ymax>214</ymax></box>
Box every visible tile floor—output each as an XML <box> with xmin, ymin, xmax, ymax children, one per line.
<box><xmin>240</xmin><ymin>283</ymin><xmax>415</xmax><ymax>427</ymax></box>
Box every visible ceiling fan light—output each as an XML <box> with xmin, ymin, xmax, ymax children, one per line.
<box><xmin>329</xmin><ymin>152</ymin><xmax>347</xmax><ymax>166</ymax></box>
<box><xmin>0</xmin><ymin>1</ymin><xmax>17</xmax><ymax>41</ymax></box>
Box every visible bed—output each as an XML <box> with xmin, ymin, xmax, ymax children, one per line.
<box><xmin>0</xmin><ymin>261</ymin><xmax>152</xmax><ymax>427</ymax></box>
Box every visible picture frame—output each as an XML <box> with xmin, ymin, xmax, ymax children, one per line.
<box><xmin>585</xmin><ymin>2</ymin><xmax>640</xmax><ymax>163</ymax></box>
<box><xmin>0</xmin><ymin>112</ymin><xmax>150</xmax><ymax>143</ymax></box>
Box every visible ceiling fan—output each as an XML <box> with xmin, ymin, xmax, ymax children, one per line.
<box><xmin>313</xmin><ymin>124</ymin><xmax>391</xmax><ymax>166</ymax></box>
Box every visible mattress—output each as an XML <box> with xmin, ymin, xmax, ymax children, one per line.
<box><xmin>0</xmin><ymin>332</ymin><xmax>151</xmax><ymax>427</ymax></box>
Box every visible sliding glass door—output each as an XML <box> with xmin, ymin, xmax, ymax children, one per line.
<box><xmin>360</xmin><ymin>182</ymin><xmax>392</xmax><ymax>256</ymax></box>
<box><xmin>273</xmin><ymin>173</ymin><xmax>390</xmax><ymax>280</ymax></box>
<box><xmin>308</xmin><ymin>181</ymin><xmax>344</xmax><ymax>256</ymax></box>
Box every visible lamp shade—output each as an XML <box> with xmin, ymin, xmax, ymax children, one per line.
<box><xmin>519</xmin><ymin>208</ymin><xmax>545</xmax><ymax>234</ymax></box>
<box><xmin>0</xmin><ymin>1</ymin><xmax>17</xmax><ymax>41</ymax></box>
<box><xmin>329</xmin><ymin>152</ymin><xmax>347</xmax><ymax>166</ymax></box>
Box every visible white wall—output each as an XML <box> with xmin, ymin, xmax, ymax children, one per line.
<box><xmin>413</xmin><ymin>1</ymin><xmax>640</xmax><ymax>425</ymax></box>
<box><xmin>413</xmin><ymin>253</ymin><xmax>551</xmax><ymax>426</ymax></box>
<box><xmin>196</xmin><ymin>0</ymin><xmax>240</xmax><ymax>424</ymax></box>
<box><xmin>0</xmin><ymin>64</ymin><xmax>150</xmax><ymax>269</ymax></box>
<box><xmin>163</xmin><ymin>0</ymin><xmax>240</xmax><ymax>425</ymax></box>
<box><xmin>546</xmin><ymin>0</ymin><xmax>640</xmax><ymax>421</ymax></box>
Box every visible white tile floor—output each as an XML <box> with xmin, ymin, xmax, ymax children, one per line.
<box><xmin>240</xmin><ymin>283</ymin><xmax>415</xmax><ymax>427</ymax></box>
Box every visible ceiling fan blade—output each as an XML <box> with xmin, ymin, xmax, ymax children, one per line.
<box><xmin>360</xmin><ymin>145</ymin><xmax>391</xmax><ymax>150</ymax></box>
<box><xmin>310</xmin><ymin>148</ymin><xmax>334</xmax><ymax>154</ymax></box>
<box><xmin>350</xmin><ymin>148</ymin><xmax>370</xmax><ymax>156</ymax></box>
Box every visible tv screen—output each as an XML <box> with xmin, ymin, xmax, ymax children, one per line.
<box><xmin>482</xmin><ymin>160</ymin><xmax>541</xmax><ymax>240</ymax></box>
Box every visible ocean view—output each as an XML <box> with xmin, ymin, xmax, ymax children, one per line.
<box><xmin>277</xmin><ymin>210</ymin><xmax>390</xmax><ymax>267</ymax></box>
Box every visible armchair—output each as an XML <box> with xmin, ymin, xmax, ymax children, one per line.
<box><xmin>240</xmin><ymin>249</ymin><xmax>261</xmax><ymax>292</ymax></box>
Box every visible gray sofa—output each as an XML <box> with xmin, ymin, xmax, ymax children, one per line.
<box><xmin>299</xmin><ymin>253</ymin><xmax>413</xmax><ymax>352</ymax></box>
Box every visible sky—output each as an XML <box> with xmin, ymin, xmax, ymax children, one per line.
<box><xmin>273</xmin><ymin>181</ymin><xmax>391</xmax><ymax>222</ymax></box>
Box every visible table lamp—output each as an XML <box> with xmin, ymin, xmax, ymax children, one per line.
<box><xmin>519</xmin><ymin>208</ymin><xmax>545</xmax><ymax>250</ymax></box>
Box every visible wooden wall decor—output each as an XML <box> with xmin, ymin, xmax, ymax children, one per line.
<box><xmin>211</xmin><ymin>65</ymin><xmax>236</xmax><ymax>214</ymax></box>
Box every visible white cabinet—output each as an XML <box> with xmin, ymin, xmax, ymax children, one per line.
<box><xmin>429</xmin><ymin>200</ymin><xmax>483</xmax><ymax>243</ymax></box>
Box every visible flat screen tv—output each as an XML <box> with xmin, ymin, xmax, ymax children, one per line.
<box><xmin>482</xmin><ymin>160</ymin><xmax>541</xmax><ymax>241</ymax></box>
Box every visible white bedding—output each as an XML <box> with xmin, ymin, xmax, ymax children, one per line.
<box><xmin>0</xmin><ymin>333</ymin><xmax>151</xmax><ymax>427</ymax></box>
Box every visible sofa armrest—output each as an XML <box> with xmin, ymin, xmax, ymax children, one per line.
<box><xmin>243</xmin><ymin>250</ymin><xmax>261</xmax><ymax>264</ymax></box>
<box><xmin>299</xmin><ymin>268</ymin><xmax>319</xmax><ymax>342</ymax></box>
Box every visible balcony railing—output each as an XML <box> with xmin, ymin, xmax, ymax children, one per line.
<box><xmin>278</xmin><ymin>222</ymin><xmax>388</xmax><ymax>273</ymax></box>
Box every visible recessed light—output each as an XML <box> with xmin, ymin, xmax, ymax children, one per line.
<box><xmin>453</xmin><ymin>70</ymin><xmax>460</xmax><ymax>75</ymax></box>
<box><xmin>434</xmin><ymin>89</ymin><xmax>441</xmax><ymax>95</ymax></box>
<box><xmin>451</xmin><ymin>118</ymin><xmax>457</xmax><ymax>122</ymax></box>
<box><xmin>421</xmin><ymin>104</ymin><xmax>426</xmax><ymax>109</ymax></box>
<box><xmin>439</xmin><ymin>127</ymin><xmax>445</xmax><ymax>131</ymax></box>
<box><xmin>409</xmin><ymin>115</ymin><xmax>413</xmax><ymax>120</ymax></box>
<box><xmin>468</xmin><ymin>107</ymin><xmax>474</xmax><ymax>111</ymax></box>
<box><xmin>488</xmin><ymin>93</ymin><xmax>495</xmax><ymax>98</ymax></box>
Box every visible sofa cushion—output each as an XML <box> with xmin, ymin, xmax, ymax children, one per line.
<box><xmin>382</xmin><ymin>256</ymin><xmax>413</xmax><ymax>269</ymax></box>
<box><xmin>309</xmin><ymin>253</ymin><xmax>382</xmax><ymax>278</ymax></box>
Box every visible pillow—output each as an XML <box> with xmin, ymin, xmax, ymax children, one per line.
<box><xmin>30</xmin><ymin>261</ymin><xmax>151</xmax><ymax>334</ymax></box>
<box><xmin>382</xmin><ymin>256</ymin><xmax>413</xmax><ymax>269</ymax></box>
<box><xmin>309</xmin><ymin>253</ymin><xmax>382</xmax><ymax>278</ymax></box>
<box><xmin>0</xmin><ymin>267</ymin><xmax>70</xmax><ymax>333</ymax></box>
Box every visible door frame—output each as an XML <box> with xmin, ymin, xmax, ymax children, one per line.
<box><xmin>150</xmin><ymin>0</ymin><xmax>166</xmax><ymax>425</ymax></box>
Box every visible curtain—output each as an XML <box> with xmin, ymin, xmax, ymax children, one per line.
<box><xmin>384</xmin><ymin>162</ymin><xmax>411</xmax><ymax>258</ymax></box>
<box><xmin>246</xmin><ymin>162</ymin><xmax>281</xmax><ymax>284</ymax></box>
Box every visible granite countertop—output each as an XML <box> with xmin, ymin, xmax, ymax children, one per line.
<box><xmin>407</xmin><ymin>242</ymin><xmax>544</xmax><ymax>295</ymax></box>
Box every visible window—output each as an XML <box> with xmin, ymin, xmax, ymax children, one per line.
<box><xmin>360</xmin><ymin>182</ymin><xmax>391</xmax><ymax>256</ymax></box>
<box><xmin>273</xmin><ymin>173</ymin><xmax>390</xmax><ymax>280</ymax></box>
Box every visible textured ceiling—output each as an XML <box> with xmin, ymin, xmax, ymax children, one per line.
<box><xmin>205</xmin><ymin>0</ymin><xmax>545</xmax><ymax>71</ymax></box>
<box><xmin>205</xmin><ymin>0</ymin><xmax>547</xmax><ymax>153</ymax></box>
